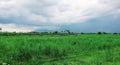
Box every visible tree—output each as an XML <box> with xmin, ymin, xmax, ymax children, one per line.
<box><xmin>81</xmin><ymin>32</ymin><xmax>84</xmax><ymax>34</ymax></box>
<box><xmin>103</xmin><ymin>32</ymin><xmax>107</xmax><ymax>34</ymax></box>
<box><xmin>98</xmin><ymin>32</ymin><xmax>102</xmax><ymax>34</ymax></box>
<box><xmin>53</xmin><ymin>31</ymin><xmax>58</xmax><ymax>34</ymax></box>
<box><xmin>0</xmin><ymin>28</ymin><xmax>2</xmax><ymax>32</ymax></box>
<box><xmin>65</xmin><ymin>30</ymin><xmax>71</xmax><ymax>34</ymax></box>
<box><xmin>113</xmin><ymin>33</ymin><xmax>118</xmax><ymax>34</ymax></box>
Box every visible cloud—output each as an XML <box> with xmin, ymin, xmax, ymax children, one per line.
<box><xmin>0</xmin><ymin>24</ymin><xmax>38</xmax><ymax>32</ymax></box>
<box><xmin>0</xmin><ymin>0</ymin><xmax>120</xmax><ymax>32</ymax></box>
<box><xmin>0</xmin><ymin>23</ymin><xmax>59</xmax><ymax>32</ymax></box>
<box><xmin>67</xmin><ymin>14</ymin><xmax>120</xmax><ymax>33</ymax></box>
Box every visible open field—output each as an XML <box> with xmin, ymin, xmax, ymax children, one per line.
<box><xmin>0</xmin><ymin>34</ymin><xmax>120</xmax><ymax>65</ymax></box>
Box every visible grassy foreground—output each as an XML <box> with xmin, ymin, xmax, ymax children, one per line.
<box><xmin>0</xmin><ymin>34</ymin><xmax>120</xmax><ymax>65</ymax></box>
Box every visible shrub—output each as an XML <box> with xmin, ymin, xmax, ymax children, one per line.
<box><xmin>113</xmin><ymin>33</ymin><xmax>118</xmax><ymax>34</ymax></box>
<box><xmin>103</xmin><ymin>32</ymin><xmax>107</xmax><ymax>34</ymax></box>
<box><xmin>98</xmin><ymin>32</ymin><xmax>102</xmax><ymax>34</ymax></box>
<box><xmin>53</xmin><ymin>31</ymin><xmax>58</xmax><ymax>34</ymax></box>
<box><xmin>81</xmin><ymin>32</ymin><xmax>84</xmax><ymax>34</ymax></box>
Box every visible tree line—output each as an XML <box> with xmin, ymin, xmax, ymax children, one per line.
<box><xmin>0</xmin><ymin>28</ymin><xmax>120</xmax><ymax>36</ymax></box>
<box><xmin>0</xmin><ymin>30</ymin><xmax>77</xmax><ymax>36</ymax></box>
<box><xmin>0</xmin><ymin>31</ymin><xmax>120</xmax><ymax>36</ymax></box>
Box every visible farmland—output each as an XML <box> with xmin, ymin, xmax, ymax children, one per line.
<box><xmin>0</xmin><ymin>34</ymin><xmax>120</xmax><ymax>65</ymax></box>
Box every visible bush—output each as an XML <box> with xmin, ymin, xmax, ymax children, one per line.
<box><xmin>113</xmin><ymin>33</ymin><xmax>118</xmax><ymax>34</ymax></box>
<box><xmin>81</xmin><ymin>32</ymin><xmax>84</xmax><ymax>34</ymax></box>
<box><xmin>53</xmin><ymin>31</ymin><xmax>58</xmax><ymax>34</ymax></box>
<box><xmin>98</xmin><ymin>32</ymin><xmax>102</xmax><ymax>34</ymax></box>
<box><xmin>103</xmin><ymin>32</ymin><xmax>107</xmax><ymax>34</ymax></box>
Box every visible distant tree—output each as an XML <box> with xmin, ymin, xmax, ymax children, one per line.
<box><xmin>113</xmin><ymin>33</ymin><xmax>118</xmax><ymax>34</ymax></box>
<box><xmin>98</xmin><ymin>32</ymin><xmax>102</xmax><ymax>34</ymax></box>
<box><xmin>65</xmin><ymin>30</ymin><xmax>71</xmax><ymax>34</ymax></box>
<box><xmin>61</xmin><ymin>31</ymin><xmax>64</xmax><ymax>33</ymax></box>
<box><xmin>0</xmin><ymin>28</ymin><xmax>2</xmax><ymax>32</ymax></box>
<box><xmin>41</xmin><ymin>32</ymin><xmax>48</xmax><ymax>35</ymax></box>
<box><xmin>53</xmin><ymin>31</ymin><xmax>58</xmax><ymax>34</ymax></box>
<box><xmin>103</xmin><ymin>32</ymin><xmax>107</xmax><ymax>34</ymax></box>
<box><xmin>81</xmin><ymin>32</ymin><xmax>84</xmax><ymax>34</ymax></box>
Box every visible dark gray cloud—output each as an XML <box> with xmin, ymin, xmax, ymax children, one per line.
<box><xmin>65</xmin><ymin>14</ymin><xmax>120</xmax><ymax>33</ymax></box>
<box><xmin>0</xmin><ymin>0</ymin><xmax>120</xmax><ymax>32</ymax></box>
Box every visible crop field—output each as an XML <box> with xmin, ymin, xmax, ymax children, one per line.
<box><xmin>0</xmin><ymin>34</ymin><xmax>120</xmax><ymax>65</ymax></box>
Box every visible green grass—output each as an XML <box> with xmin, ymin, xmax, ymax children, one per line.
<box><xmin>0</xmin><ymin>34</ymin><xmax>120</xmax><ymax>65</ymax></box>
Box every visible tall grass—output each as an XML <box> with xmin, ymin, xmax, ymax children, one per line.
<box><xmin>0</xmin><ymin>34</ymin><xmax>120</xmax><ymax>65</ymax></box>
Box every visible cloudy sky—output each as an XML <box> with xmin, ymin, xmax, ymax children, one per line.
<box><xmin>0</xmin><ymin>0</ymin><xmax>120</xmax><ymax>32</ymax></box>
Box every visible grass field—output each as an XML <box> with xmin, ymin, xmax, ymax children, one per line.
<box><xmin>0</xmin><ymin>34</ymin><xmax>120</xmax><ymax>65</ymax></box>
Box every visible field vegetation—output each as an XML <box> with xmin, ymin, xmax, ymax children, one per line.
<box><xmin>0</xmin><ymin>32</ymin><xmax>120</xmax><ymax>65</ymax></box>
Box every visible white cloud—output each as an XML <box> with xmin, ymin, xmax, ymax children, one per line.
<box><xmin>0</xmin><ymin>0</ymin><xmax>120</xmax><ymax>32</ymax></box>
<box><xmin>0</xmin><ymin>24</ymin><xmax>59</xmax><ymax>32</ymax></box>
<box><xmin>0</xmin><ymin>24</ymin><xmax>38</xmax><ymax>32</ymax></box>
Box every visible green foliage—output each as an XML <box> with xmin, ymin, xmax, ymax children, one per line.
<box><xmin>97</xmin><ymin>32</ymin><xmax>102</xmax><ymax>34</ymax></box>
<box><xmin>53</xmin><ymin>31</ymin><xmax>58</xmax><ymax>34</ymax></box>
<box><xmin>0</xmin><ymin>34</ymin><xmax>120</xmax><ymax>65</ymax></box>
<box><xmin>0</xmin><ymin>31</ymin><xmax>77</xmax><ymax>36</ymax></box>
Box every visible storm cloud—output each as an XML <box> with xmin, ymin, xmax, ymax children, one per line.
<box><xmin>0</xmin><ymin>0</ymin><xmax>120</xmax><ymax>32</ymax></box>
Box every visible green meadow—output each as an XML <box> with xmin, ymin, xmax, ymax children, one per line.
<box><xmin>0</xmin><ymin>34</ymin><xmax>120</xmax><ymax>65</ymax></box>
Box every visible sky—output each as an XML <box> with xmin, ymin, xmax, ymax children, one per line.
<box><xmin>0</xmin><ymin>0</ymin><xmax>120</xmax><ymax>32</ymax></box>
